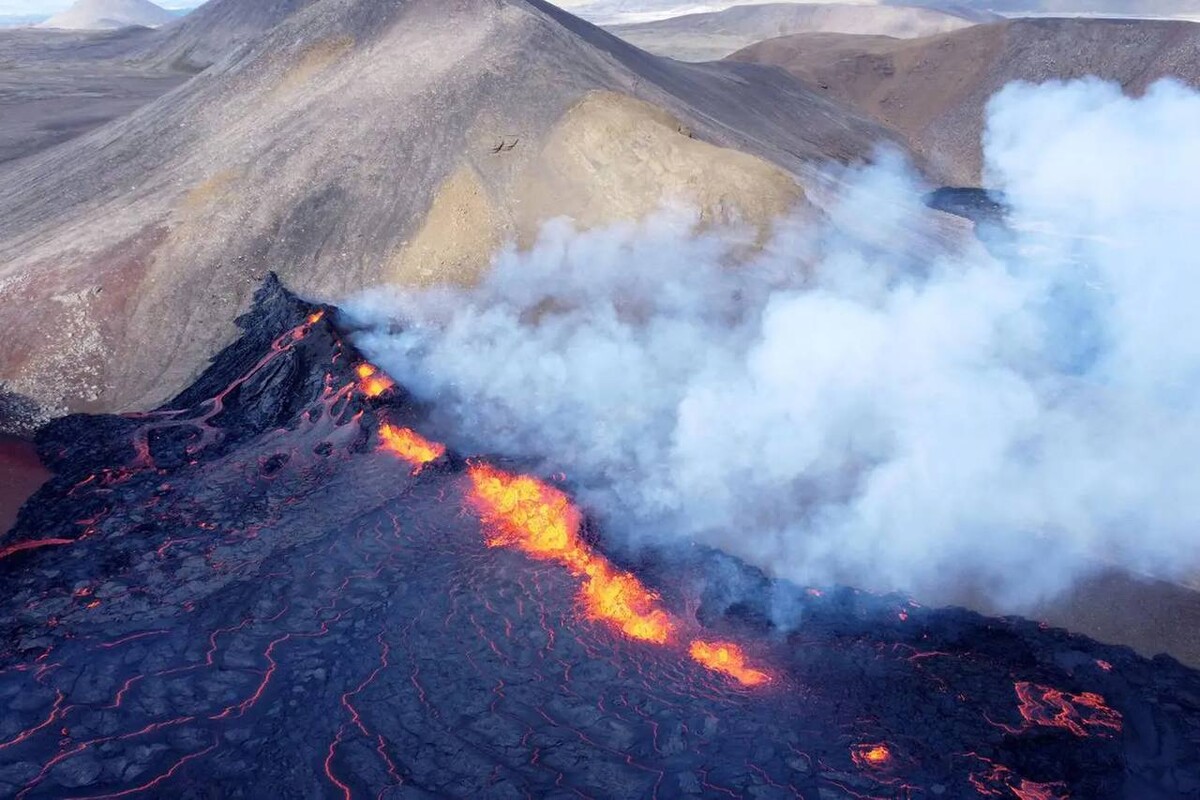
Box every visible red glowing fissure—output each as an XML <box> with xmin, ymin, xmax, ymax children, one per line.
<box><xmin>965</xmin><ymin>753</ymin><xmax>1069</xmax><ymax>800</ymax></box>
<box><xmin>991</xmin><ymin>681</ymin><xmax>1122</xmax><ymax>738</ymax></box>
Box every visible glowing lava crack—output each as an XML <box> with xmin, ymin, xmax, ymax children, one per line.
<box><xmin>373</xmin><ymin>428</ymin><xmax>772</xmax><ymax>686</ymax></box>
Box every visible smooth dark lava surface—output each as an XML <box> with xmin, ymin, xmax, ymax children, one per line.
<box><xmin>1</xmin><ymin>275</ymin><xmax>1198</xmax><ymax>799</ymax></box>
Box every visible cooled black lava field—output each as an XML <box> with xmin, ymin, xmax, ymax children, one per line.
<box><xmin>1</xmin><ymin>277</ymin><xmax>1198</xmax><ymax>799</ymax></box>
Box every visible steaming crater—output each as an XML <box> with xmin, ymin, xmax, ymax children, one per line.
<box><xmin>0</xmin><ymin>275</ymin><xmax>1197</xmax><ymax>798</ymax></box>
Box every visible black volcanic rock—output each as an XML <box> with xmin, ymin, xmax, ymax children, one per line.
<box><xmin>1</xmin><ymin>276</ymin><xmax>1199</xmax><ymax>799</ymax></box>
<box><xmin>925</xmin><ymin>186</ymin><xmax>1009</xmax><ymax>226</ymax></box>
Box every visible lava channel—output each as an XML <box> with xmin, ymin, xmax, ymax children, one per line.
<box><xmin>368</xmin><ymin>420</ymin><xmax>773</xmax><ymax>687</ymax></box>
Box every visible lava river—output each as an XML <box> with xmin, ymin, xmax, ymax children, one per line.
<box><xmin>0</xmin><ymin>274</ymin><xmax>1197</xmax><ymax>799</ymax></box>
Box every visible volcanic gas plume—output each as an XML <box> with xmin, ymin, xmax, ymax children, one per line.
<box><xmin>0</xmin><ymin>276</ymin><xmax>1197</xmax><ymax>799</ymax></box>
<box><xmin>347</xmin><ymin>78</ymin><xmax>1200</xmax><ymax>612</ymax></box>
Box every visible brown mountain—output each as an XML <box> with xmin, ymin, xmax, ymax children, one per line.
<box><xmin>731</xmin><ymin>17</ymin><xmax>1200</xmax><ymax>184</ymax></box>
<box><xmin>609</xmin><ymin>2</ymin><xmax>989</xmax><ymax>62</ymax></box>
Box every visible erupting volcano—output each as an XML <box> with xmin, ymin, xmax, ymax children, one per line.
<box><xmin>0</xmin><ymin>276</ymin><xmax>1198</xmax><ymax>799</ymax></box>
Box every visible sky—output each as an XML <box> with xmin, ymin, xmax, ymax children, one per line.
<box><xmin>0</xmin><ymin>0</ymin><xmax>200</xmax><ymax>15</ymax></box>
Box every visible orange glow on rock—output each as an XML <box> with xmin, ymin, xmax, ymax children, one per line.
<box><xmin>967</xmin><ymin>755</ymin><xmax>1068</xmax><ymax>800</ymax></box>
<box><xmin>378</xmin><ymin>424</ymin><xmax>445</xmax><ymax>468</ymax></box>
<box><xmin>306</xmin><ymin>311</ymin><xmax>325</xmax><ymax>324</ymax></box>
<box><xmin>688</xmin><ymin>640</ymin><xmax>770</xmax><ymax>686</ymax></box>
<box><xmin>861</xmin><ymin>745</ymin><xmax>890</xmax><ymax>765</ymax></box>
<box><xmin>356</xmin><ymin>363</ymin><xmax>395</xmax><ymax>398</ymax></box>
<box><xmin>1008</xmin><ymin>681</ymin><xmax>1123</xmax><ymax>737</ymax></box>
<box><xmin>376</xmin><ymin>436</ymin><xmax>769</xmax><ymax>682</ymax></box>
<box><xmin>467</xmin><ymin>463</ymin><xmax>674</xmax><ymax>644</ymax></box>
<box><xmin>580</xmin><ymin>561</ymin><xmax>675</xmax><ymax>644</ymax></box>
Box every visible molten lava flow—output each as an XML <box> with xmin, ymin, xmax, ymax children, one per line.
<box><xmin>378</xmin><ymin>425</ymin><xmax>446</xmax><ymax>469</ymax></box>
<box><xmin>966</xmin><ymin>754</ymin><xmax>1068</xmax><ymax>800</ymax></box>
<box><xmin>0</xmin><ymin>538</ymin><xmax>76</xmax><ymax>561</ymax></box>
<box><xmin>998</xmin><ymin>681</ymin><xmax>1123</xmax><ymax>737</ymax></box>
<box><xmin>467</xmin><ymin>463</ymin><xmax>673</xmax><ymax>644</ymax></box>
<box><xmin>689</xmin><ymin>641</ymin><xmax>770</xmax><ymax>687</ymax></box>
<box><xmin>849</xmin><ymin>742</ymin><xmax>892</xmax><ymax>770</ymax></box>
<box><xmin>580</xmin><ymin>561</ymin><xmax>675</xmax><ymax>644</ymax></box>
<box><xmin>373</xmin><ymin>430</ymin><xmax>767</xmax><ymax>683</ymax></box>
<box><xmin>356</xmin><ymin>363</ymin><xmax>395</xmax><ymax>398</ymax></box>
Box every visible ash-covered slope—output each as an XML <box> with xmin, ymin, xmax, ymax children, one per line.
<box><xmin>0</xmin><ymin>26</ymin><xmax>188</xmax><ymax>166</ymax></box>
<box><xmin>40</xmin><ymin>0</ymin><xmax>175</xmax><ymax>31</ymax></box>
<box><xmin>0</xmin><ymin>0</ymin><xmax>895</xmax><ymax>425</ymax></box>
<box><xmin>1</xmin><ymin>275</ymin><xmax>1198</xmax><ymax>799</ymax></box>
<box><xmin>608</xmin><ymin>2</ymin><xmax>986</xmax><ymax>62</ymax></box>
<box><xmin>731</xmin><ymin>17</ymin><xmax>1200</xmax><ymax>184</ymax></box>
<box><xmin>139</xmin><ymin>0</ymin><xmax>322</xmax><ymax>71</ymax></box>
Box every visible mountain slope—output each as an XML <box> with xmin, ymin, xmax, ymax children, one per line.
<box><xmin>139</xmin><ymin>0</ymin><xmax>323</xmax><ymax>71</ymax></box>
<box><xmin>0</xmin><ymin>26</ymin><xmax>189</xmax><ymax>166</ymax></box>
<box><xmin>730</xmin><ymin>17</ymin><xmax>1200</xmax><ymax>183</ymax></box>
<box><xmin>0</xmin><ymin>0</ymin><xmax>897</xmax><ymax>423</ymax></box>
<box><xmin>40</xmin><ymin>0</ymin><xmax>175</xmax><ymax>30</ymax></box>
<box><xmin>609</xmin><ymin>2</ymin><xmax>987</xmax><ymax>61</ymax></box>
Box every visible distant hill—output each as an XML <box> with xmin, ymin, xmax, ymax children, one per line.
<box><xmin>890</xmin><ymin>0</ymin><xmax>1200</xmax><ymax>18</ymax></box>
<box><xmin>40</xmin><ymin>0</ymin><xmax>175</xmax><ymax>30</ymax></box>
<box><xmin>609</xmin><ymin>2</ymin><xmax>991</xmax><ymax>60</ymax></box>
<box><xmin>731</xmin><ymin>17</ymin><xmax>1200</xmax><ymax>183</ymax></box>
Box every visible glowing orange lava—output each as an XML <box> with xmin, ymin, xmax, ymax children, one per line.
<box><xmin>1006</xmin><ymin>681</ymin><xmax>1122</xmax><ymax>738</ymax></box>
<box><xmin>378</xmin><ymin>425</ymin><xmax>445</xmax><ymax>469</ymax></box>
<box><xmin>307</xmin><ymin>311</ymin><xmax>325</xmax><ymax>324</ymax></box>
<box><xmin>967</xmin><ymin>755</ymin><xmax>1068</xmax><ymax>800</ymax></box>
<box><xmin>356</xmin><ymin>364</ymin><xmax>395</xmax><ymax>398</ymax></box>
<box><xmin>850</xmin><ymin>743</ymin><xmax>892</xmax><ymax>769</ymax></box>
<box><xmin>689</xmin><ymin>641</ymin><xmax>770</xmax><ymax>686</ymax></box>
<box><xmin>467</xmin><ymin>463</ymin><xmax>674</xmax><ymax>644</ymax></box>
<box><xmin>1012</xmin><ymin>781</ymin><xmax>1070</xmax><ymax>800</ymax></box>
<box><xmin>376</xmin><ymin>427</ymin><xmax>769</xmax><ymax>684</ymax></box>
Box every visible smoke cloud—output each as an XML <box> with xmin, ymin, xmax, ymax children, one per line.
<box><xmin>346</xmin><ymin>79</ymin><xmax>1200</xmax><ymax>608</ymax></box>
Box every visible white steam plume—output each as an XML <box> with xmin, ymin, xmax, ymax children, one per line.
<box><xmin>346</xmin><ymin>79</ymin><xmax>1200</xmax><ymax>607</ymax></box>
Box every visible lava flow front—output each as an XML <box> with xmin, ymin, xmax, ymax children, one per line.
<box><xmin>688</xmin><ymin>640</ymin><xmax>770</xmax><ymax>687</ymax></box>
<box><xmin>378</xmin><ymin>423</ymin><xmax>445</xmax><ymax>470</ymax></box>
<box><xmin>355</xmin><ymin>363</ymin><xmax>394</xmax><ymax>398</ymax></box>
<box><xmin>0</xmin><ymin>275</ymin><xmax>1197</xmax><ymax>800</ymax></box>
<box><xmin>466</xmin><ymin>462</ymin><xmax>677</xmax><ymax>646</ymax></box>
<box><xmin>462</xmin><ymin>459</ymin><xmax>775</xmax><ymax>682</ymax></box>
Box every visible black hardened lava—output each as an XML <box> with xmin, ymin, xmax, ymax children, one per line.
<box><xmin>1</xmin><ymin>275</ymin><xmax>1198</xmax><ymax>799</ymax></box>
